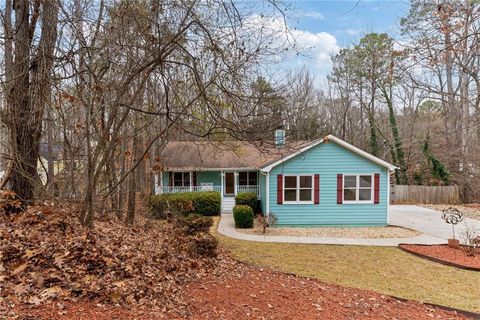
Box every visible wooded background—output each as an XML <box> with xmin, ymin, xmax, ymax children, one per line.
<box><xmin>0</xmin><ymin>0</ymin><xmax>479</xmax><ymax>227</ymax></box>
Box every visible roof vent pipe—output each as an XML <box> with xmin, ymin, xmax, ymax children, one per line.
<box><xmin>275</xmin><ymin>129</ymin><xmax>285</xmax><ymax>148</ymax></box>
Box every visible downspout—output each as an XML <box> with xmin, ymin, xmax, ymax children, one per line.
<box><xmin>260</xmin><ymin>170</ymin><xmax>269</xmax><ymax>216</ymax></box>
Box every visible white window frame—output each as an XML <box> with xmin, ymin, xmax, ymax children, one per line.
<box><xmin>238</xmin><ymin>171</ymin><xmax>258</xmax><ymax>187</ymax></box>
<box><xmin>283</xmin><ymin>174</ymin><xmax>314</xmax><ymax>204</ymax></box>
<box><xmin>172</xmin><ymin>171</ymin><xmax>192</xmax><ymax>188</ymax></box>
<box><xmin>342</xmin><ymin>174</ymin><xmax>374</xmax><ymax>204</ymax></box>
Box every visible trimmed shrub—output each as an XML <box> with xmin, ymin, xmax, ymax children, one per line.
<box><xmin>235</xmin><ymin>192</ymin><xmax>258</xmax><ymax>212</ymax></box>
<box><xmin>233</xmin><ymin>205</ymin><xmax>254</xmax><ymax>228</ymax></box>
<box><xmin>192</xmin><ymin>192</ymin><xmax>221</xmax><ymax>216</ymax></box>
<box><xmin>175</xmin><ymin>214</ymin><xmax>213</xmax><ymax>234</ymax></box>
<box><xmin>189</xmin><ymin>233</ymin><xmax>218</xmax><ymax>257</ymax></box>
<box><xmin>149</xmin><ymin>191</ymin><xmax>220</xmax><ymax>218</ymax></box>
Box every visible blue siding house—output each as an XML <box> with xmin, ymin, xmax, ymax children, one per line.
<box><xmin>154</xmin><ymin>134</ymin><xmax>397</xmax><ymax>226</ymax></box>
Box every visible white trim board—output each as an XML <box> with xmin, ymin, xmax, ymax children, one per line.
<box><xmin>260</xmin><ymin>134</ymin><xmax>398</xmax><ymax>173</ymax></box>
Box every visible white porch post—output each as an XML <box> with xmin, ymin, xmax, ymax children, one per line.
<box><xmin>159</xmin><ymin>171</ymin><xmax>163</xmax><ymax>194</ymax></box>
<box><xmin>189</xmin><ymin>171</ymin><xmax>193</xmax><ymax>192</ymax></box>
<box><xmin>234</xmin><ymin>171</ymin><xmax>238</xmax><ymax>196</ymax></box>
<box><xmin>221</xmin><ymin>171</ymin><xmax>224</xmax><ymax>197</ymax></box>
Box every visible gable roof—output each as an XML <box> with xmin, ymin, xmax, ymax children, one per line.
<box><xmin>259</xmin><ymin>134</ymin><xmax>398</xmax><ymax>172</ymax></box>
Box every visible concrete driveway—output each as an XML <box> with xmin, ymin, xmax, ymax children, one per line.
<box><xmin>390</xmin><ymin>205</ymin><xmax>480</xmax><ymax>242</ymax></box>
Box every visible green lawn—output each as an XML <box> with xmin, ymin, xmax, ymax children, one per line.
<box><xmin>213</xmin><ymin>218</ymin><xmax>480</xmax><ymax>313</ymax></box>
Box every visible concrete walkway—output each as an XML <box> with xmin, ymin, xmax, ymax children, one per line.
<box><xmin>218</xmin><ymin>205</ymin><xmax>480</xmax><ymax>247</ymax></box>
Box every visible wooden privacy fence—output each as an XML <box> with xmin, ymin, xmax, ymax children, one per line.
<box><xmin>392</xmin><ymin>185</ymin><xmax>460</xmax><ymax>204</ymax></box>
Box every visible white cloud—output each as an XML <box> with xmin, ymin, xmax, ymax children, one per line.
<box><xmin>290</xmin><ymin>29</ymin><xmax>340</xmax><ymax>67</ymax></box>
<box><xmin>243</xmin><ymin>15</ymin><xmax>340</xmax><ymax>74</ymax></box>
<box><xmin>299</xmin><ymin>10</ymin><xmax>324</xmax><ymax>20</ymax></box>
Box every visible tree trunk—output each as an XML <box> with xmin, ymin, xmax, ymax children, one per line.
<box><xmin>125</xmin><ymin>119</ymin><xmax>141</xmax><ymax>225</ymax></box>
<box><xmin>6</xmin><ymin>0</ymin><xmax>59</xmax><ymax>203</ymax></box>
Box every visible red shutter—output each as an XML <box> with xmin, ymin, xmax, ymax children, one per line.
<box><xmin>374</xmin><ymin>173</ymin><xmax>380</xmax><ymax>204</ymax></box>
<box><xmin>314</xmin><ymin>174</ymin><xmax>320</xmax><ymax>204</ymax></box>
<box><xmin>337</xmin><ymin>174</ymin><xmax>343</xmax><ymax>204</ymax></box>
<box><xmin>277</xmin><ymin>174</ymin><xmax>283</xmax><ymax>205</ymax></box>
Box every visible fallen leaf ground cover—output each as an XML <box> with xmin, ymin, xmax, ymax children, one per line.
<box><xmin>213</xmin><ymin>218</ymin><xmax>480</xmax><ymax>313</ymax></box>
<box><xmin>2</xmin><ymin>203</ymin><xmax>477</xmax><ymax>319</ymax></box>
<box><xmin>10</xmin><ymin>259</ymin><xmax>472</xmax><ymax>320</ymax></box>
<box><xmin>0</xmin><ymin>201</ymin><xmax>216</xmax><ymax>318</ymax></box>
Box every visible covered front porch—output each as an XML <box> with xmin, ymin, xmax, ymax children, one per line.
<box><xmin>154</xmin><ymin>170</ymin><xmax>262</xmax><ymax>212</ymax></box>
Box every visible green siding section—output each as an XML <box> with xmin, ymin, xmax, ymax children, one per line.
<box><xmin>259</xmin><ymin>173</ymin><xmax>267</xmax><ymax>213</ymax></box>
<box><xmin>162</xmin><ymin>172</ymin><xmax>170</xmax><ymax>186</ymax></box>
<box><xmin>268</xmin><ymin>142</ymin><xmax>389</xmax><ymax>226</ymax></box>
<box><xmin>197</xmin><ymin>171</ymin><xmax>221</xmax><ymax>186</ymax></box>
<box><xmin>162</xmin><ymin>171</ymin><xmax>221</xmax><ymax>186</ymax></box>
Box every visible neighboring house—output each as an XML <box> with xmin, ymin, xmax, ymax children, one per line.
<box><xmin>154</xmin><ymin>133</ymin><xmax>397</xmax><ymax>226</ymax></box>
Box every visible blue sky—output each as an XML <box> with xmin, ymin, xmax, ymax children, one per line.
<box><xmin>267</xmin><ymin>0</ymin><xmax>411</xmax><ymax>82</ymax></box>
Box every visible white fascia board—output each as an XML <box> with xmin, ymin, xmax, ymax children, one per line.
<box><xmin>326</xmin><ymin>135</ymin><xmax>398</xmax><ymax>172</ymax></box>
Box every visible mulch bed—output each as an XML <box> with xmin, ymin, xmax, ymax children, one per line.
<box><xmin>399</xmin><ymin>244</ymin><xmax>480</xmax><ymax>271</ymax></box>
<box><xmin>182</xmin><ymin>261</ymin><xmax>473</xmax><ymax>320</ymax></box>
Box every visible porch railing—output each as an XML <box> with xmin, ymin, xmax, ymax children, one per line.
<box><xmin>157</xmin><ymin>185</ymin><xmax>222</xmax><ymax>194</ymax></box>
<box><xmin>237</xmin><ymin>185</ymin><xmax>260</xmax><ymax>197</ymax></box>
<box><xmin>156</xmin><ymin>185</ymin><xmax>261</xmax><ymax>197</ymax></box>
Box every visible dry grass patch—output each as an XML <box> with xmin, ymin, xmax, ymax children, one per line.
<box><xmin>212</xmin><ymin>218</ymin><xmax>480</xmax><ymax>313</ymax></box>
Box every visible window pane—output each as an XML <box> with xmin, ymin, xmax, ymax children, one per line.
<box><xmin>249</xmin><ymin>172</ymin><xmax>257</xmax><ymax>185</ymax></box>
<box><xmin>299</xmin><ymin>189</ymin><xmax>312</xmax><ymax>201</ymax></box>
<box><xmin>183</xmin><ymin>172</ymin><xmax>190</xmax><ymax>186</ymax></box>
<box><xmin>359</xmin><ymin>175</ymin><xmax>372</xmax><ymax>187</ymax></box>
<box><xmin>284</xmin><ymin>190</ymin><xmax>296</xmax><ymax>201</ymax></box>
<box><xmin>285</xmin><ymin>176</ymin><xmax>297</xmax><ymax>188</ymax></box>
<box><xmin>239</xmin><ymin>172</ymin><xmax>248</xmax><ymax>186</ymax></box>
<box><xmin>344</xmin><ymin>176</ymin><xmax>357</xmax><ymax>188</ymax></box>
<box><xmin>299</xmin><ymin>176</ymin><xmax>312</xmax><ymax>188</ymax></box>
<box><xmin>359</xmin><ymin>189</ymin><xmax>372</xmax><ymax>201</ymax></box>
<box><xmin>174</xmin><ymin>172</ymin><xmax>183</xmax><ymax>186</ymax></box>
<box><xmin>344</xmin><ymin>188</ymin><xmax>356</xmax><ymax>201</ymax></box>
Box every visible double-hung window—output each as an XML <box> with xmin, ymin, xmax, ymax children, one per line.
<box><xmin>284</xmin><ymin>175</ymin><xmax>313</xmax><ymax>203</ymax></box>
<box><xmin>343</xmin><ymin>174</ymin><xmax>373</xmax><ymax>203</ymax></box>
<box><xmin>238</xmin><ymin>171</ymin><xmax>257</xmax><ymax>186</ymax></box>
<box><xmin>173</xmin><ymin>172</ymin><xmax>191</xmax><ymax>188</ymax></box>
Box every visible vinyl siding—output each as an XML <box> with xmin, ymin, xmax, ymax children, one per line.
<box><xmin>268</xmin><ymin>141</ymin><xmax>389</xmax><ymax>226</ymax></box>
<box><xmin>197</xmin><ymin>171</ymin><xmax>221</xmax><ymax>186</ymax></box>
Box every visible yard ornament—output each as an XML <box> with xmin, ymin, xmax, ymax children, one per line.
<box><xmin>441</xmin><ymin>207</ymin><xmax>464</xmax><ymax>248</ymax></box>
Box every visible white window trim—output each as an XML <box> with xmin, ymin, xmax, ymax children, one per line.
<box><xmin>238</xmin><ymin>171</ymin><xmax>258</xmax><ymax>187</ymax></box>
<box><xmin>172</xmin><ymin>171</ymin><xmax>192</xmax><ymax>188</ymax></box>
<box><xmin>283</xmin><ymin>174</ymin><xmax>314</xmax><ymax>204</ymax></box>
<box><xmin>342</xmin><ymin>174</ymin><xmax>374</xmax><ymax>204</ymax></box>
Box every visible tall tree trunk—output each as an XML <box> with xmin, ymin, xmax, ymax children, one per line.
<box><xmin>6</xmin><ymin>0</ymin><xmax>59</xmax><ymax>202</ymax></box>
<box><xmin>125</xmin><ymin>119</ymin><xmax>141</xmax><ymax>225</ymax></box>
<box><xmin>381</xmin><ymin>85</ymin><xmax>407</xmax><ymax>184</ymax></box>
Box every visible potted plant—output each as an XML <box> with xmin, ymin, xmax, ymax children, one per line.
<box><xmin>441</xmin><ymin>207</ymin><xmax>464</xmax><ymax>249</ymax></box>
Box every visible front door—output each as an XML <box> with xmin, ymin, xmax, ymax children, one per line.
<box><xmin>224</xmin><ymin>172</ymin><xmax>235</xmax><ymax>196</ymax></box>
